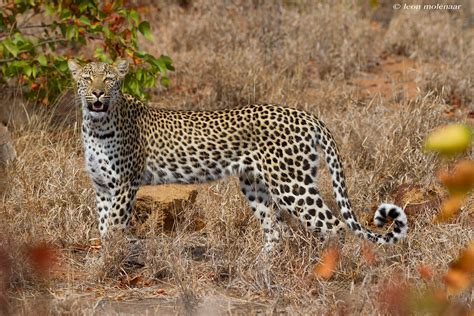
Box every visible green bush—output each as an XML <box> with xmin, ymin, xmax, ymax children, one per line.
<box><xmin>0</xmin><ymin>0</ymin><xmax>173</xmax><ymax>104</ymax></box>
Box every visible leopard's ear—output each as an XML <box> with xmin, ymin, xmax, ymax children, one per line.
<box><xmin>68</xmin><ymin>59</ymin><xmax>82</xmax><ymax>81</ymax></box>
<box><xmin>113</xmin><ymin>59</ymin><xmax>129</xmax><ymax>78</ymax></box>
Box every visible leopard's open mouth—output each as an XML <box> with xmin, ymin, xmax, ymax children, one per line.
<box><xmin>88</xmin><ymin>101</ymin><xmax>109</xmax><ymax>112</ymax></box>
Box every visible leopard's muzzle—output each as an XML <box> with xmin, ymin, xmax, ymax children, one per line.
<box><xmin>88</xmin><ymin>100</ymin><xmax>109</xmax><ymax>112</ymax></box>
<box><xmin>86</xmin><ymin>91</ymin><xmax>110</xmax><ymax>112</ymax></box>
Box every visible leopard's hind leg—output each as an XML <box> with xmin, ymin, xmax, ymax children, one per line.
<box><xmin>239</xmin><ymin>172</ymin><xmax>286</xmax><ymax>253</ymax></box>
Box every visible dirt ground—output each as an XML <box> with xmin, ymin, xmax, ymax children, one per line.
<box><xmin>1</xmin><ymin>1</ymin><xmax>473</xmax><ymax>315</ymax></box>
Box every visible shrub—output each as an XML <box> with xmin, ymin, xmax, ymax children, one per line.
<box><xmin>0</xmin><ymin>0</ymin><xmax>173</xmax><ymax>104</ymax></box>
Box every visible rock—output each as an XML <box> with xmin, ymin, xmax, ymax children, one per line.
<box><xmin>0</xmin><ymin>123</ymin><xmax>15</xmax><ymax>196</ymax></box>
<box><xmin>393</xmin><ymin>183</ymin><xmax>442</xmax><ymax>217</ymax></box>
<box><xmin>131</xmin><ymin>184</ymin><xmax>200</xmax><ymax>236</ymax></box>
<box><xmin>0</xmin><ymin>123</ymin><xmax>16</xmax><ymax>165</ymax></box>
<box><xmin>0</xmin><ymin>98</ymin><xmax>27</xmax><ymax>127</ymax></box>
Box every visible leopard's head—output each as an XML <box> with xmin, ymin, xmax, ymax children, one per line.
<box><xmin>68</xmin><ymin>60</ymin><xmax>129</xmax><ymax>116</ymax></box>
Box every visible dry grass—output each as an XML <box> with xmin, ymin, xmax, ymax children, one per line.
<box><xmin>1</xmin><ymin>1</ymin><xmax>473</xmax><ymax>314</ymax></box>
<box><xmin>385</xmin><ymin>9</ymin><xmax>474</xmax><ymax>106</ymax></box>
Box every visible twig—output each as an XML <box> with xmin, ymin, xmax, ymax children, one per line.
<box><xmin>19</xmin><ymin>24</ymin><xmax>53</xmax><ymax>29</ymax></box>
<box><xmin>0</xmin><ymin>57</ymin><xmax>18</xmax><ymax>63</ymax></box>
<box><xmin>31</xmin><ymin>38</ymin><xmax>67</xmax><ymax>49</ymax></box>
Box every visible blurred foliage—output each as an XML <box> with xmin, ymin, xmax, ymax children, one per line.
<box><xmin>386</xmin><ymin>124</ymin><xmax>474</xmax><ymax>313</ymax></box>
<box><xmin>0</xmin><ymin>0</ymin><xmax>174</xmax><ymax>104</ymax></box>
<box><xmin>425</xmin><ymin>124</ymin><xmax>472</xmax><ymax>156</ymax></box>
<box><xmin>425</xmin><ymin>124</ymin><xmax>473</xmax><ymax>223</ymax></box>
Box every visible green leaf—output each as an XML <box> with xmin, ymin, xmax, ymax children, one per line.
<box><xmin>369</xmin><ymin>0</ymin><xmax>379</xmax><ymax>8</ymax></box>
<box><xmin>160</xmin><ymin>76</ymin><xmax>170</xmax><ymax>87</ymax></box>
<box><xmin>31</xmin><ymin>64</ymin><xmax>37</xmax><ymax>78</ymax></box>
<box><xmin>160</xmin><ymin>55</ymin><xmax>175</xmax><ymax>71</ymax></box>
<box><xmin>44</xmin><ymin>4</ymin><xmax>54</xmax><ymax>15</ymax></box>
<box><xmin>90</xmin><ymin>23</ymin><xmax>102</xmax><ymax>32</ymax></box>
<box><xmin>79</xmin><ymin>2</ymin><xmax>90</xmax><ymax>13</ymax></box>
<box><xmin>58</xmin><ymin>60</ymin><xmax>68</xmax><ymax>72</ymax></box>
<box><xmin>37</xmin><ymin>54</ymin><xmax>47</xmax><ymax>66</ymax></box>
<box><xmin>24</xmin><ymin>65</ymin><xmax>32</xmax><ymax>77</ymax></box>
<box><xmin>129</xmin><ymin>9</ymin><xmax>139</xmax><ymax>25</ymax></box>
<box><xmin>3</xmin><ymin>39</ymin><xmax>19</xmax><ymax>57</ymax></box>
<box><xmin>59</xmin><ymin>9</ymin><xmax>72</xmax><ymax>20</ymax></box>
<box><xmin>66</xmin><ymin>25</ymin><xmax>75</xmax><ymax>40</ymax></box>
<box><xmin>138</xmin><ymin>21</ymin><xmax>154</xmax><ymax>41</ymax></box>
<box><xmin>103</xmin><ymin>26</ymin><xmax>111</xmax><ymax>38</ymax></box>
<box><xmin>79</xmin><ymin>16</ymin><xmax>91</xmax><ymax>26</ymax></box>
<box><xmin>136</xmin><ymin>69</ymin><xmax>143</xmax><ymax>81</ymax></box>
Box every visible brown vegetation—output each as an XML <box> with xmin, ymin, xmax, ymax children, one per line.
<box><xmin>1</xmin><ymin>1</ymin><xmax>473</xmax><ymax>314</ymax></box>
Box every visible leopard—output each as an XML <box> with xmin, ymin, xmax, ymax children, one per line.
<box><xmin>68</xmin><ymin>59</ymin><xmax>408</xmax><ymax>252</ymax></box>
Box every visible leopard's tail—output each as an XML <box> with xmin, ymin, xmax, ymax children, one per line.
<box><xmin>314</xmin><ymin>121</ymin><xmax>408</xmax><ymax>244</ymax></box>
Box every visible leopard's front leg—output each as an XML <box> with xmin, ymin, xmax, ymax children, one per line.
<box><xmin>95</xmin><ymin>189</ymin><xmax>112</xmax><ymax>237</ymax></box>
<box><xmin>95</xmin><ymin>183</ymin><xmax>139</xmax><ymax>237</ymax></box>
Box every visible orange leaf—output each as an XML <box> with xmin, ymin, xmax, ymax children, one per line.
<box><xmin>313</xmin><ymin>247</ymin><xmax>339</xmax><ymax>279</ymax></box>
<box><xmin>434</xmin><ymin>195</ymin><xmax>464</xmax><ymax>223</ymax></box>
<box><xmin>128</xmin><ymin>275</ymin><xmax>143</xmax><ymax>287</ymax></box>
<box><xmin>362</xmin><ymin>242</ymin><xmax>376</xmax><ymax>266</ymax></box>
<box><xmin>89</xmin><ymin>238</ymin><xmax>101</xmax><ymax>251</ymax></box>
<box><xmin>137</xmin><ymin>6</ymin><xmax>151</xmax><ymax>14</ymax></box>
<box><xmin>102</xmin><ymin>1</ymin><xmax>114</xmax><ymax>14</ymax></box>
<box><xmin>437</xmin><ymin>160</ymin><xmax>474</xmax><ymax>195</ymax></box>
<box><xmin>449</xmin><ymin>241</ymin><xmax>474</xmax><ymax>274</ymax></box>
<box><xmin>450</xmin><ymin>95</ymin><xmax>461</xmax><ymax>108</ymax></box>
<box><xmin>123</xmin><ymin>29</ymin><xmax>131</xmax><ymax>40</ymax></box>
<box><xmin>27</xmin><ymin>244</ymin><xmax>58</xmax><ymax>275</ymax></box>
<box><xmin>133</xmin><ymin>57</ymin><xmax>141</xmax><ymax>65</ymax></box>
<box><xmin>443</xmin><ymin>242</ymin><xmax>474</xmax><ymax>294</ymax></box>
<box><xmin>443</xmin><ymin>269</ymin><xmax>471</xmax><ymax>294</ymax></box>
<box><xmin>418</xmin><ymin>264</ymin><xmax>433</xmax><ymax>280</ymax></box>
<box><xmin>379</xmin><ymin>280</ymin><xmax>410</xmax><ymax>315</ymax></box>
<box><xmin>155</xmin><ymin>288</ymin><xmax>166</xmax><ymax>295</ymax></box>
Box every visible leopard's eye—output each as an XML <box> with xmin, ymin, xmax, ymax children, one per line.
<box><xmin>82</xmin><ymin>75</ymin><xmax>92</xmax><ymax>81</ymax></box>
<box><xmin>104</xmin><ymin>77</ymin><xmax>115</xmax><ymax>84</ymax></box>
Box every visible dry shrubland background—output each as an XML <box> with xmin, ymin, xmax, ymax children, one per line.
<box><xmin>0</xmin><ymin>0</ymin><xmax>473</xmax><ymax>314</ymax></box>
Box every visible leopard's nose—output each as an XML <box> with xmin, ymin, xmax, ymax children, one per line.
<box><xmin>92</xmin><ymin>90</ymin><xmax>104</xmax><ymax>98</ymax></box>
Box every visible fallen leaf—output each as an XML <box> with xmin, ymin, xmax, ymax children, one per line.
<box><xmin>27</xmin><ymin>244</ymin><xmax>58</xmax><ymax>275</ymax></box>
<box><xmin>155</xmin><ymin>288</ymin><xmax>166</xmax><ymax>295</ymax></box>
<box><xmin>89</xmin><ymin>238</ymin><xmax>102</xmax><ymax>250</ymax></box>
<box><xmin>450</xmin><ymin>95</ymin><xmax>461</xmax><ymax>108</ymax></box>
<box><xmin>362</xmin><ymin>242</ymin><xmax>377</xmax><ymax>266</ymax></box>
<box><xmin>128</xmin><ymin>275</ymin><xmax>144</xmax><ymax>287</ymax></box>
<box><xmin>418</xmin><ymin>264</ymin><xmax>434</xmax><ymax>280</ymax></box>
<box><xmin>314</xmin><ymin>247</ymin><xmax>339</xmax><ymax>279</ymax></box>
<box><xmin>443</xmin><ymin>108</ymin><xmax>454</xmax><ymax>117</ymax></box>
<box><xmin>379</xmin><ymin>280</ymin><xmax>410</xmax><ymax>315</ymax></box>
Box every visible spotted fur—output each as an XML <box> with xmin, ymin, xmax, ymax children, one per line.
<box><xmin>69</xmin><ymin>60</ymin><xmax>408</xmax><ymax>251</ymax></box>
